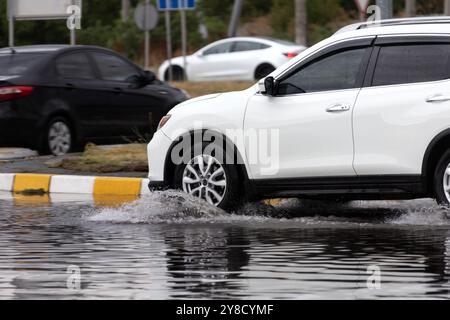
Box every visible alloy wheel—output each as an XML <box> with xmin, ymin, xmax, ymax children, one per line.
<box><xmin>48</xmin><ymin>121</ymin><xmax>72</xmax><ymax>156</ymax></box>
<box><xmin>182</xmin><ymin>155</ymin><xmax>227</xmax><ymax>206</ymax></box>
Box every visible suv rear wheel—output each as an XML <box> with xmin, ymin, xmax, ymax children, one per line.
<box><xmin>433</xmin><ymin>150</ymin><xmax>450</xmax><ymax>206</ymax></box>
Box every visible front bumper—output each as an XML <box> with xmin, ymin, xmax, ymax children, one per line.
<box><xmin>147</xmin><ymin>130</ymin><xmax>173</xmax><ymax>188</ymax></box>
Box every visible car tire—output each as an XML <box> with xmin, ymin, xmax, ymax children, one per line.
<box><xmin>255</xmin><ymin>64</ymin><xmax>275</xmax><ymax>80</ymax></box>
<box><xmin>165</xmin><ymin>66</ymin><xmax>185</xmax><ymax>82</ymax></box>
<box><xmin>434</xmin><ymin>150</ymin><xmax>450</xmax><ymax>206</ymax></box>
<box><xmin>173</xmin><ymin>142</ymin><xmax>242</xmax><ymax>211</ymax></box>
<box><xmin>40</xmin><ymin>116</ymin><xmax>74</xmax><ymax>156</ymax></box>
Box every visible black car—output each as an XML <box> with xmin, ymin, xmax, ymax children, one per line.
<box><xmin>0</xmin><ymin>45</ymin><xmax>188</xmax><ymax>155</ymax></box>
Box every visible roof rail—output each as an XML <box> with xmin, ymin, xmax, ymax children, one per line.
<box><xmin>335</xmin><ymin>16</ymin><xmax>450</xmax><ymax>35</ymax></box>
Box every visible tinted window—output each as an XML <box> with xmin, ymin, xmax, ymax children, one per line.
<box><xmin>232</xmin><ymin>41</ymin><xmax>270</xmax><ymax>52</ymax></box>
<box><xmin>203</xmin><ymin>43</ymin><xmax>232</xmax><ymax>55</ymax></box>
<box><xmin>278</xmin><ymin>48</ymin><xmax>367</xmax><ymax>95</ymax></box>
<box><xmin>0</xmin><ymin>53</ymin><xmax>47</xmax><ymax>75</ymax></box>
<box><xmin>91</xmin><ymin>52</ymin><xmax>138</xmax><ymax>82</ymax></box>
<box><xmin>373</xmin><ymin>44</ymin><xmax>450</xmax><ymax>86</ymax></box>
<box><xmin>56</xmin><ymin>53</ymin><xmax>95</xmax><ymax>79</ymax></box>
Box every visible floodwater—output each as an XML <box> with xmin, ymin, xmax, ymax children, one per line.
<box><xmin>0</xmin><ymin>190</ymin><xmax>449</xmax><ymax>300</ymax></box>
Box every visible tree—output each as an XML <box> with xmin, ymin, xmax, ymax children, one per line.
<box><xmin>295</xmin><ymin>0</ymin><xmax>307</xmax><ymax>46</ymax></box>
<box><xmin>121</xmin><ymin>0</ymin><xmax>131</xmax><ymax>22</ymax></box>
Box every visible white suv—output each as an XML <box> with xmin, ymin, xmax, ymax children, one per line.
<box><xmin>148</xmin><ymin>17</ymin><xmax>450</xmax><ymax>210</ymax></box>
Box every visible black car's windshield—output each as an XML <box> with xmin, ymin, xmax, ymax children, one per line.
<box><xmin>0</xmin><ymin>53</ymin><xmax>47</xmax><ymax>76</ymax></box>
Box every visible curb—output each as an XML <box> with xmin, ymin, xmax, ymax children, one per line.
<box><xmin>0</xmin><ymin>173</ymin><xmax>150</xmax><ymax>196</ymax></box>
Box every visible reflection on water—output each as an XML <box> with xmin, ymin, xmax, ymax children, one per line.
<box><xmin>0</xmin><ymin>191</ymin><xmax>449</xmax><ymax>299</ymax></box>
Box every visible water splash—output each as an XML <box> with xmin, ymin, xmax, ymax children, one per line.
<box><xmin>85</xmin><ymin>191</ymin><xmax>450</xmax><ymax>227</ymax></box>
<box><xmin>86</xmin><ymin>190</ymin><xmax>225</xmax><ymax>224</ymax></box>
<box><xmin>385</xmin><ymin>203</ymin><xmax>450</xmax><ymax>226</ymax></box>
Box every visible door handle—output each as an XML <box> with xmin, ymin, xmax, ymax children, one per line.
<box><xmin>326</xmin><ymin>104</ymin><xmax>351</xmax><ymax>113</ymax></box>
<box><xmin>426</xmin><ymin>95</ymin><xmax>450</xmax><ymax>103</ymax></box>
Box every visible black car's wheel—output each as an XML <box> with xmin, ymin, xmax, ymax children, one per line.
<box><xmin>433</xmin><ymin>150</ymin><xmax>450</xmax><ymax>206</ymax></box>
<box><xmin>173</xmin><ymin>143</ymin><xmax>241</xmax><ymax>211</ymax></box>
<box><xmin>42</xmin><ymin>117</ymin><xmax>73</xmax><ymax>156</ymax></box>
<box><xmin>255</xmin><ymin>64</ymin><xmax>275</xmax><ymax>80</ymax></box>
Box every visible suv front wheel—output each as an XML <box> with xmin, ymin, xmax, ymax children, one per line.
<box><xmin>173</xmin><ymin>143</ymin><xmax>241</xmax><ymax>211</ymax></box>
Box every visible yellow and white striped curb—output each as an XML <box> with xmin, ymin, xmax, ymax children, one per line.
<box><xmin>0</xmin><ymin>173</ymin><xmax>150</xmax><ymax>196</ymax></box>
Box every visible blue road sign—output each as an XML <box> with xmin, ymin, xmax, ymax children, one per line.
<box><xmin>158</xmin><ymin>0</ymin><xmax>195</xmax><ymax>11</ymax></box>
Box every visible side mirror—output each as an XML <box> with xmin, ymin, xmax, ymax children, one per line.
<box><xmin>142</xmin><ymin>70</ymin><xmax>156</xmax><ymax>83</ymax></box>
<box><xmin>128</xmin><ymin>70</ymin><xmax>156</xmax><ymax>88</ymax></box>
<box><xmin>260</xmin><ymin>76</ymin><xmax>276</xmax><ymax>96</ymax></box>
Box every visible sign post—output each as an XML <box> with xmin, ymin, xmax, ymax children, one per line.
<box><xmin>7</xmin><ymin>0</ymin><xmax>82</xmax><ymax>46</ymax></box>
<box><xmin>164</xmin><ymin>10</ymin><xmax>173</xmax><ymax>81</ymax></box>
<box><xmin>8</xmin><ymin>0</ymin><xmax>14</xmax><ymax>47</ymax></box>
<box><xmin>158</xmin><ymin>0</ymin><xmax>196</xmax><ymax>81</ymax></box>
<box><xmin>134</xmin><ymin>1</ymin><xmax>159</xmax><ymax>70</ymax></box>
<box><xmin>354</xmin><ymin>0</ymin><xmax>370</xmax><ymax>21</ymax></box>
<box><xmin>179</xmin><ymin>1</ymin><xmax>188</xmax><ymax>81</ymax></box>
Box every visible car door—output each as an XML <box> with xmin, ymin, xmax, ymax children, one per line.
<box><xmin>353</xmin><ymin>37</ymin><xmax>450</xmax><ymax>176</ymax></box>
<box><xmin>55</xmin><ymin>51</ymin><xmax>110</xmax><ymax>139</ymax></box>
<box><xmin>89</xmin><ymin>51</ymin><xmax>156</xmax><ymax>140</ymax></box>
<box><xmin>188</xmin><ymin>41</ymin><xmax>234</xmax><ymax>81</ymax></box>
<box><xmin>244</xmin><ymin>39</ymin><xmax>374</xmax><ymax>180</ymax></box>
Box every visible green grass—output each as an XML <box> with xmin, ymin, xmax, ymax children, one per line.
<box><xmin>171</xmin><ymin>81</ymin><xmax>255</xmax><ymax>98</ymax></box>
<box><xmin>48</xmin><ymin>143</ymin><xmax>148</xmax><ymax>173</ymax></box>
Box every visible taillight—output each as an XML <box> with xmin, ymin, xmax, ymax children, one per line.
<box><xmin>284</xmin><ymin>52</ymin><xmax>299</xmax><ymax>59</ymax></box>
<box><xmin>0</xmin><ymin>86</ymin><xmax>34</xmax><ymax>102</ymax></box>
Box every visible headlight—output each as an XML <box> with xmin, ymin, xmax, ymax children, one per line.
<box><xmin>158</xmin><ymin>115</ymin><xmax>171</xmax><ymax>131</ymax></box>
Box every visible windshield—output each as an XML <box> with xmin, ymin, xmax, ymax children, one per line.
<box><xmin>0</xmin><ymin>53</ymin><xmax>47</xmax><ymax>76</ymax></box>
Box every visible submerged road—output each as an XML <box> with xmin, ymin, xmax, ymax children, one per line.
<box><xmin>0</xmin><ymin>191</ymin><xmax>449</xmax><ymax>299</ymax></box>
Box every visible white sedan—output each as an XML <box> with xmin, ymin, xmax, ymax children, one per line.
<box><xmin>158</xmin><ymin>37</ymin><xmax>306</xmax><ymax>82</ymax></box>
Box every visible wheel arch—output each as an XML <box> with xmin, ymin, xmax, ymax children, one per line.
<box><xmin>163</xmin><ymin>129</ymin><xmax>251</xmax><ymax>191</ymax></box>
<box><xmin>422</xmin><ymin>128</ymin><xmax>450</xmax><ymax>195</ymax></box>
<box><xmin>164</xmin><ymin>64</ymin><xmax>185</xmax><ymax>81</ymax></box>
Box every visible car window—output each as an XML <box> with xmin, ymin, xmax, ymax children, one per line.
<box><xmin>56</xmin><ymin>52</ymin><xmax>95</xmax><ymax>80</ymax></box>
<box><xmin>372</xmin><ymin>44</ymin><xmax>450</xmax><ymax>86</ymax></box>
<box><xmin>232</xmin><ymin>41</ymin><xmax>270</xmax><ymax>52</ymax></box>
<box><xmin>203</xmin><ymin>42</ymin><xmax>232</xmax><ymax>55</ymax></box>
<box><xmin>91</xmin><ymin>52</ymin><xmax>138</xmax><ymax>82</ymax></box>
<box><xmin>0</xmin><ymin>53</ymin><xmax>47</xmax><ymax>76</ymax></box>
<box><xmin>278</xmin><ymin>48</ymin><xmax>367</xmax><ymax>95</ymax></box>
